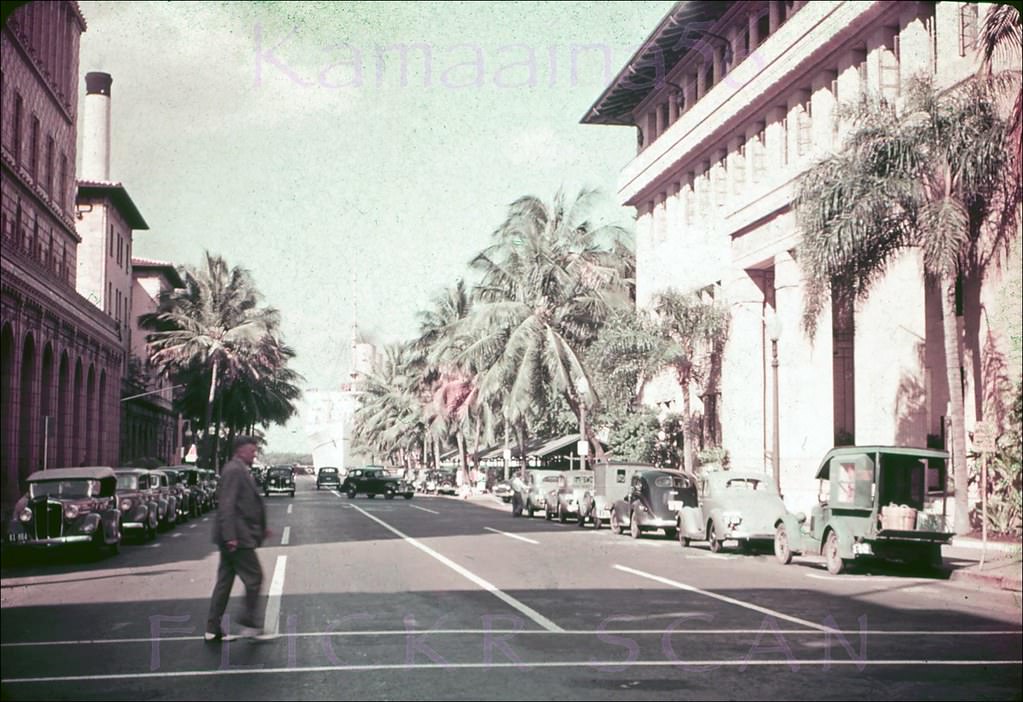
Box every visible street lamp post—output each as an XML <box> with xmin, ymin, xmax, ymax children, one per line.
<box><xmin>575</xmin><ymin>376</ymin><xmax>590</xmax><ymax>471</ymax></box>
<box><xmin>767</xmin><ymin>310</ymin><xmax>782</xmax><ymax>495</ymax></box>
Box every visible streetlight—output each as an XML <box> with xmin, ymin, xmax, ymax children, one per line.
<box><xmin>766</xmin><ymin>308</ymin><xmax>782</xmax><ymax>495</ymax></box>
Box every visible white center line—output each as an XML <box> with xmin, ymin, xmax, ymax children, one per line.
<box><xmin>280</xmin><ymin>526</ymin><xmax>291</xmax><ymax>546</ymax></box>
<box><xmin>409</xmin><ymin>504</ymin><xmax>438</xmax><ymax>514</ymax></box>
<box><xmin>263</xmin><ymin>555</ymin><xmax>287</xmax><ymax>636</ymax></box>
<box><xmin>349</xmin><ymin>503</ymin><xmax>563</xmax><ymax>632</ymax></box>
<box><xmin>615</xmin><ymin>564</ymin><xmax>836</xmax><ymax>633</ymax></box>
<box><xmin>188</xmin><ymin>524</ymin><xmax>197</xmax><ymax>529</ymax></box>
<box><xmin>484</xmin><ymin>526</ymin><xmax>539</xmax><ymax>544</ymax></box>
<box><xmin>287</xmin><ymin>504</ymin><xmax>293</xmax><ymax>515</ymax></box>
<box><xmin>171</xmin><ymin>533</ymin><xmax>181</xmax><ymax>538</ymax></box>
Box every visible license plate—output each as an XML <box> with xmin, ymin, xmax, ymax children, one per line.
<box><xmin>668</xmin><ymin>500</ymin><xmax>685</xmax><ymax>511</ymax></box>
<box><xmin>9</xmin><ymin>532</ymin><xmax>28</xmax><ymax>543</ymax></box>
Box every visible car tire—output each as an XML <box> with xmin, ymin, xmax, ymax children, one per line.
<box><xmin>347</xmin><ymin>488</ymin><xmax>357</xmax><ymax>499</ymax></box>
<box><xmin>824</xmin><ymin>530</ymin><xmax>845</xmax><ymax>575</ymax></box>
<box><xmin>774</xmin><ymin>523</ymin><xmax>793</xmax><ymax>565</ymax></box>
<box><xmin>630</xmin><ymin>511</ymin><xmax>641</xmax><ymax>539</ymax></box>
<box><xmin>708</xmin><ymin>522</ymin><xmax>723</xmax><ymax>553</ymax></box>
<box><xmin>385</xmin><ymin>488</ymin><xmax>395</xmax><ymax>500</ymax></box>
<box><xmin>592</xmin><ymin>511</ymin><xmax>602</xmax><ymax>530</ymax></box>
<box><xmin>577</xmin><ymin>512</ymin><xmax>587</xmax><ymax>528</ymax></box>
<box><xmin>404</xmin><ymin>494</ymin><xmax>413</xmax><ymax>500</ymax></box>
<box><xmin>664</xmin><ymin>527</ymin><xmax>677</xmax><ymax>540</ymax></box>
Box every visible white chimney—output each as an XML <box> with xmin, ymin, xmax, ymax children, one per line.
<box><xmin>81</xmin><ymin>72</ymin><xmax>112</xmax><ymax>181</ymax></box>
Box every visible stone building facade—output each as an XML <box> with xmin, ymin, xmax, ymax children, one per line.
<box><xmin>1</xmin><ymin>2</ymin><xmax>125</xmax><ymax>520</ymax></box>
<box><xmin>584</xmin><ymin>1</ymin><xmax>1021</xmax><ymax>514</ymax></box>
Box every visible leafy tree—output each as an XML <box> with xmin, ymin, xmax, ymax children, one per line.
<box><xmin>795</xmin><ymin>78</ymin><xmax>1012</xmax><ymax>534</ymax></box>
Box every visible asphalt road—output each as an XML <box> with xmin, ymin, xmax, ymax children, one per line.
<box><xmin>2</xmin><ymin>476</ymin><xmax>1021</xmax><ymax>701</ymax></box>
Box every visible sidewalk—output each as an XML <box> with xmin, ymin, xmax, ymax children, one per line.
<box><xmin>946</xmin><ymin>536</ymin><xmax>1022</xmax><ymax>593</ymax></box>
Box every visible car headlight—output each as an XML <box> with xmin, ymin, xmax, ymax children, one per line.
<box><xmin>19</xmin><ymin>507</ymin><xmax>32</xmax><ymax>523</ymax></box>
<box><xmin>120</xmin><ymin>499</ymin><xmax>134</xmax><ymax>511</ymax></box>
<box><xmin>64</xmin><ymin>504</ymin><xmax>79</xmax><ymax>519</ymax></box>
<box><xmin>81</xmin><ymin>520</ymin><xmax>97</xmax><ymax>532</ymax></box>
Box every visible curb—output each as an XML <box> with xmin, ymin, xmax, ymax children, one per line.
<box><xmin>949</xmin><ymin>567</ymin><xmax>1023</xmax><ymax>592</ymax></box>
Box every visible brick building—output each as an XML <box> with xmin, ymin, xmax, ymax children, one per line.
<box><xmin>1</xmin><ymin>2</ymin><xmax>125</xmax><ymax>520</ymax></box>
<box><xmin>584</xmin><ymin>1</ymin><xmax>1021</xmax><ymax>515</ymax></box>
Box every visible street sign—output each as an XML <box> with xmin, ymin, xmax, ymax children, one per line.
<box><xmin>502</xmin><ymin>448</ymin><xmax>512</xmax><ymax>462</ymax></box>
<box><xmin>577</xmin><ymin>440</ymin><xmax>589</xmax><ymax>456</ymax></box>
<box><xmin>972</xmin><ymin>421</ymin><xmax>996</xmax><ymax>453</ymax></box>
<box><xmin>184</xmin><ymin>444</ymin><xmax>198</xmax><ymax>463</ymax></box>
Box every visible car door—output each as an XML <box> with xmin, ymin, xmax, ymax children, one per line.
<box><xmin>679</xmin><ymin>477</ymin><xmax>707</xmax><ymax>540</ymax></box>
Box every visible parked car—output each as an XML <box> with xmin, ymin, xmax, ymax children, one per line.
<box><xmin>115</xmin><ymin>468</ymin><xmax>160</xmax><ymax>542</ymax></box>
<box><xmin>160</xmin><ymin>468</ymin><xmax>194</xmax><ymax>522</ymax></box>
<box><xmin>611</xmin><ymin>468</ymin><xmax>697</xmax><ymax>539</ymax></box>
<box><xmin>434</xmin><ymin>471</ymin><xmax>457</xmax><ymax>496</ymax></box>
<box><xmin>316</xmin><ymin>467</ymin><xmax>341</xmax><ymax>490</ymax></box>
<box><xmin>545</xmin><ymin>471</ymin><xmax>593</xmax><ymax>523</ymax></box>
<box><xmin>6</xmin><ymin>466</ymin><xmax>122</xmax><ymax>557</ymax></box>
<box><xmin>676</xmin><ymin>470</ymin><xmax>785</xmax><ymax>552</ymax></box>
<box><xmin>200</xmin><ymin>469</ymin><xmax>218</xmax><ymax>508</ymax></box>
<box><xmin>579</xmin><ymin>461</ymin><xmax>652</xmax><ymax>528</ymax></box>
<box><xmin>524</xmin><ymin>470</ymin><xmax>564</xmax><ymax>518</ymax></box>
<box><xmin>342</xmin><ymin>467</ymin><xmax>414</xmax><ymax>499</ymax></box>
<box><xmin>774</xmin><ymin>446</ymin><xmax>953</xmax><ymax>574</ymax></box>
<box><xmin>174</xmin><ymin>466</ymin><xmax>211</xmax><ymax>514</ymax></box>
<box><xmin>492</xmin><ymin>481</ymin><xmax>514</xmax><ymax>503</ymax></box>
<box><xmin>264</xmin><ymin>466</ymin><xmax>296</xmax><ymax>497</ymax></box>
<box><xmin>147</xmin><ymin>469</ymin><xmax>178</xmax><ymax>530</ymax></box>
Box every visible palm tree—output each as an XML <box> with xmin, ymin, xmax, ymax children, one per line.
<box><xmin>141</xmin><ymin>252</ymin><xmax>299</xmax><ymax>468</ymax></box>
<box><xmin>462</xmin><ymin>189</ymin><xmax>633</xmax><ymax>466</ymax></box>
<box><xmin>651</xmin><ymin>290</ymin><xmax>731</xmax><ymax>473</ymax></box>
<box><xmin>353</xmin><ymin>342</ymin><xmax>425</xmax><ymax>469</ymax></box>
<box><xmin>795</xmin><ymin>78</ymin><xmax>1011</xmax><ymax>534</ymax></box>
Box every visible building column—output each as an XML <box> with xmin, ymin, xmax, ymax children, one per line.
<box><xmin>635</xmin><ymin>202</ymin><xmax>655</xmax><ymax>309</ymax></box>
<box><xmin>769</xmin><ymin>0</ymin><xmax>781</xmax><ymax>33</ymax></box>
<box><xmin>748</xmin><ymin>9</ymin><xmax>760</xmax><ymax>49</ymax></box>
<box><xmin>721</xmin><ymin>270</ymin><xmax>768</xmax><ymax>473</ymax></box>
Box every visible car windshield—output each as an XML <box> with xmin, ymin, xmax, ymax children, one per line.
<box><xmin>116</xmin><ymin>475</ymin><xmax>140</xmax><ymax>490</ymax></box>
<box><xmin>320</xmin><ymin>469</ymin><xmax>338</xmax><ymax>475</ymax></box>
<box><xmin>653</xmin><ymin>476</ymin><xmax>675</xmax><ymax>488</ymax></box>
<box><xmin>725</xmin><ymin>478</ymin><xmax>768</xmax><ymax>491</ymax></box>
<box><xmin>29</xmin><ymin>480</ymin><xmax>98</xmax><ymax>499</ymax></box>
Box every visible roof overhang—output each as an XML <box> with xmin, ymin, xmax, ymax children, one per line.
<box><xmin>77</xmin><ymin>180</ymin><xmax>149</xmax><ymax>230</ymax></box>
<box><xmin>581</xmin><ymin>1</ymin><xmax>730</xmax><ymax>126</ymax></box>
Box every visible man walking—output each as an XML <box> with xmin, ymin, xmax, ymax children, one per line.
<box><xmin>205</xmin><ymin>436</ymin><xmax>273</xmax><ymax>641</ymax></box>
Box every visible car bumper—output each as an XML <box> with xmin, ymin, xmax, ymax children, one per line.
<box><xmin>265</xmin><ymin>486</ymin><xmax>294</xmax><ymax>492</ymax></box>
<box><xmin>121</xmin><ymin>522</ymin><xmax>146</xmax><ymax>530</ymax></box>
<box><xmin>638</xmin><ymin>516</ymin><xmax>676</xmax><ymax>528</ymax></box>
<box><xmin>7</xmin><ymin>535</ymin><xmax>94</xmax><ymax>547</ymax></box>
<box><xmin>721</xmin><ymin>529</ymin><xmax>774</xmax><ymax>541</ymax></box>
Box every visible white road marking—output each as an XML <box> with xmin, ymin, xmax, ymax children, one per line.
<box><xmin>280</xmin><ymin>526</ymin><xmax>291</xmax><ymax>545</ymax></box>
<box><xmin>409</xmin><ymin>504</ymin><xmax>439</xmax><ymax>514</ymax></box>
<box><xmin>263</xmin><ymin>555</ymin><xmax>287</xmax><ymax>636</ymax></box>
<box><xmin>188</xmin><ymin>524</ymin><xmax>197</xmax><ymax>529</ymax></box>
<box><xmin>4</xmin><ymin>628</ymin><xmax>1018</xmax><ymax>648</ymax></box>
<box><xmin>172</xmin><ymin>533</ymin><xmax>182</xmax><ymax>538</ymax></box>
<box><xmin>5</xmin><ymin>659</ymin><xmax>1020</xmax><ymax>683</ymax></box>
<box><xmin>484</xmin><ymin>527</ymin><xmax>540</xmax><ymax>545</ymax></box>
<box><xmin>287</xmin><ymin>504</ymin><xmax>293</xmax><ymax>515</ymax></box>
<box><xmin>143</xmin><ymin>543</ymin><xmax>162</xmax><ymax>549</ymax></box>
<box><xmin>348</xmin><ymin>503</ymin><xmax>563</xmax><ymax>632</ymax></box>
<box><xmin>615</xmin><ymin>564</ymin><xmax>837</xmax><ymax>633</ymax></box>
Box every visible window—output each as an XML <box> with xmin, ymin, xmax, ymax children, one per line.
<box><xmin>683</xmin><ymin>174</ymin><xmax>694</xmax><ymax>226</ymax></box>
<box><xmin>117</xmin><ymin>234</ymin><xmax>122</xmax><ymax>265</ymax></box>
<box><xmin>959</xmin><ymin>4</ymin><xmax>979</xmax><ymax>57</ymax></box>
<box><xmin>880</xmin><ymin>28</ymin><xmax>900</xmax><ymax>101</ymax></box>
<box><xmin>116</xmin><ymin>289</ymin><xmax>121</xmax><ymax>321</ymax></box>
<box><xmin>29</xmin><ymin>115</ymin><xmax>39</xmax><ymax>180</ymax></box>
<box><xmin>45</xmin><ymin>136</ymin><xmax>55</xmax><ymax>195</ymax></box>
<box><xmin>109</xmin><ymin>226</ymin><xmax>114</xmax><ymax>257</ymax></box>
<box><xmin>59</xmin><ymin>154</ymin><xmax>68</xmax><ymax>210</ymax></box>
<box><xmin>781</xmin><ymin>115</ymin><xmax>789</xmax><ymax>165</ymax></box>
<box><xmin>107</xmin><ymin>282</ymin><xmax>112</xmax><ymax>313</ymax></box>
<box><xmin>752</xmin><ymin>125</ymin><xmax>766</xmax><ymax>182</ymax></box>
<box><xmin>797</xmin><ymin>93</ymin><xmax>812</xmax><ymax>157</ymax></box>
<box><xmin>13</xmin><ymin>93</ymin><xmax>23</xmax><ymax>165</ymax></box>
<box><xmin>714</xmin><ymin>154</ymin><xmax>727</xmax><ymax>202</ymax></box>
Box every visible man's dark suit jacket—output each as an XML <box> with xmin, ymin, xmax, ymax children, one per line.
<box><xmin>213</xmin><ymin>457</ymin><xmax>267</xmax><ymax>548</ymax></box>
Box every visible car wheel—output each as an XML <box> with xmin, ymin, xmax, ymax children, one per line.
<box><xmin>592</xmin><ymin>510</ymin><xmax>602</xmax><ymax>530</ymax></box>
<box><xmin>317</xmin><ymin>485</ymin><xmax>321</xmax><ymax>491</ymax></box>
<box><xmin>404</xmin><ymin>494</ymin><xmax>413</xmax><ymax>500</ymax></box>
<box><xmin>774</xmin><ymin>523</ymin><xmax>792</xmax><ymax>565</ymax></box>
<box><xmin>630</xmin><ymin>511</ymin><xmax>641</xmax><ymax>539</ymax></box>
<box><xmin>824</xmin><ymin>530</ymin><xmax>845</xmax><ymax>575</ymax></box>
<box><xmin>347</xmin><ymin>488</ymin><xmax>357</xmax><ymax>499</ymax></box>
<box><xmin>545</xmin><ymin>505</ymin><xmax>553</xmax><ymax>521</ymax></box>
<box><xmin>577</xmin><ymin>511</ymin><xmax>587</xmax><ymax>528</ymax></box>
<box><xmin>264</xmin><ymin>491</ymin><xmax>269</xmax><ymax>498</ymax></box>
<box><xmin>679</xmin><ymin>529</ymin><xmax>690</xmax><ymax>548</ymax></box>
<box><xmin>708</xmin><ymin>522</ymin><xmax>722</xmax><ymax>553</ymax></box>
<box><xmin>385</xmin><ymin>488</ymin><xmax>395</xmax><ymax>500</ymax></box>
<box><xmin>664</xmin><ymin>527</ymin><xmax>677</xmax><ymax>540</ymax></box>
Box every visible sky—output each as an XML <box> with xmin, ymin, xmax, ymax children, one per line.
<box><xmin>76</xmin><ymin>1</ymin><xmax>675</xmax><ymax>452</ymax></box>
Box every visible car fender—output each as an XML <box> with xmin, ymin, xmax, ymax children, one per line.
<box><xmin>777</xmin><ymin>513</ymin><xmax>805</xmax><ymax>554</ymax></box>
<box><xmin>821</xmin><ymin>521</ymin><xmax>856</xmax><ymax>559</ymax></box>
<box><xmin>679</xmin><ymin>505</ymin><xmax>704</xmax><ymax>539</ymax></box>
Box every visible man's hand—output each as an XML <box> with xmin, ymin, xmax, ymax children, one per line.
<box><xmin>226</xmin><ymin>539</ymin><xmax>238</xmax><ymax>552</ymax></box>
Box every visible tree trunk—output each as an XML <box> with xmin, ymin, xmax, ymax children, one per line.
<box><xmin>677</xmin><ymin>367</ymin><xmax>696</xmax><ymax>473</ymax></box>
<box><xmin>456</xmin><ymin>431</ymin><xmax>468</xmax><ymax>487</ymax></box>
<box><xmin>942</xmin><ymin>274</ymin><xmax>970</xmax><ymax>535</ymax></box>
<box><xmin>517</xmin><ymin>421</ymin><xmax>528</xmax><ymax>479</ymax></box>
<box><xmin>433</xmin><ymin>436</ymin><xmax>441</xmax><ymax>472</ymax></box>
<box><xmin>212</xmin><ymin>391</ymin><xmax>224</xmax><ymax>470</ymax></box>
<box><xmin>472</xmin><ymin>416</ymin><xmax>482</xmax><ymax>484</ymax></box>
<box><xmin>202</xmin><ymin>359</ymin><xmax>219</xmax><ymax>470</ymax></box>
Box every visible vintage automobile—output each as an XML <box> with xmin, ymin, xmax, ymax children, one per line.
<box><xmin>316</xmin><ymin>467</ymin><xmax>341</xmax><ymax>490</ymax></box>
<box><xmin>434</xmin><ymin>470</ymin><xmax>458</xmax><ymax>496</ymax></box>
<box><xmin>7</xmin><ymin>466</ymin><xmax>122</xmax><ymax>557</ymax></box>
<box><xmin>174</xmin><ymin>466</ymin><xmax>211</xmax><ymax>514</ymax></box>
<box><xmin>160</xmin><ymin>468</ymin><xmax>194</xmax><ymax>522</ymax></box>
<box><xmin>492</xmin><ymin>480</ymin><xmax>514</xmax><ymax>503</ymax></box>
<box><xmin>611</xmin><ymin>468</ymin><xmax>697</xmax><ymax>539</ymax></box>
<box><xmin>147</xmin><ymin>469</ymin><xmax>178</xmax><ymax>530</ymax></box>
<box><xmin>578</xmin><ymin>461</ymin><xmax>652</xmax><ymax>528</ymax></box>
<box><xmin>522</xmin><ymin>470</ymin><xmax>564</xmax><ymax>518</ymax></box>
<box><xmin>774</xmin><ymin>446</ymin><xmax>954</xmax><ymax>574</ymax></box>
<box><xmin>200</xmin><ymin>469</ymin><xmax>218</xmax><ymax>509</ymax></box>
<box><xmin>264</xmin><ymin>465</ymin><xmax>296</xmax><ymax>497</ymax></box>
<box><xmin>342</xmin><ymin>467</ymin><xmax>414</xmax><ymax>499</ymax></box>
<box><xmin>676</xmin><ymin>470</ymin><xmax>786</xmax><ymax>552</ymax></box>
<box><xmin>545</xmin><ymin>471</ymin><xmax>594</xmax><ymax>523</ymax></box>
<box><xmin>115</xmin><ymin>468</ymin><xmax>160</xmax><ymax>541</ymax></box>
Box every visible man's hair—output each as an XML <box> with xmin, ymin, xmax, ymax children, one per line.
<box><xmin>232</xmin><ymin>435</ymin><xmax>259</xmax><ymax>452</ymax></box>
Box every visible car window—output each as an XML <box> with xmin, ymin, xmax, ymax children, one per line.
<box><xmin>616</xmin><ymin>469</ymin><xmax>626</xmax><ymax>484</ymax></box>
<box><xmin>116</xmin><ymin>475</ymin><xmax>139</xmax><ymax>490</ymax></box>
<box><xmin>30</xmin><ymin>480</ymin><xmax>93</xmax><ymax>498</ymax></box>
<box><xmin>653</xmin><ymin>475</ymin><xmax>673</xmax><ymax>488</ymax></box>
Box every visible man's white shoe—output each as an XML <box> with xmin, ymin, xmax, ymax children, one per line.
<box><xmin>239</xmin><ymin>626</ymin><xmax>277</xmax><ymax>641</ymax></box>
